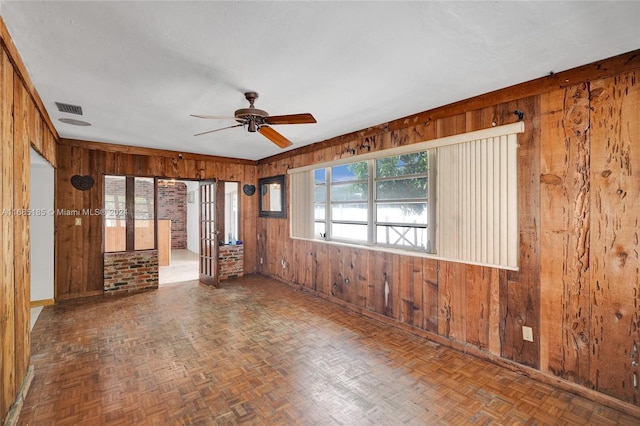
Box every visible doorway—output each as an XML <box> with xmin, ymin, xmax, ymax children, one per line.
<box><xmin>156</xmin><ymin>179</ymin><xmax>239</xmax><ymax>286</ymax></box>
<box><xmin>30</xmin><ymin>148</ymin><xmax>54</xmax><ymax>328</ymax></box>
<box><xmin>157</xmin><ymin>179</ymin><xmax>200</xmax><ymax>285</ymax></box>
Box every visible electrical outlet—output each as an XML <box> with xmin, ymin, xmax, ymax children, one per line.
<box><xmin>522</xmin><ymin>326</ymin><xmax>534</xmax><ymax>342</ymax></box>
<box><xmin>260</xmin><ymin>257</ymin><xmax>263</xmax><ymax>265</ymax></box>
<box><xmin>75</xmin><ymin>217</ymin><xmax>82</xmax><ymax>226</ymax></box>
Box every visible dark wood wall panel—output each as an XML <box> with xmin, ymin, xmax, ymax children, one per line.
<box><xmin>465</xmin><ymin>265</ymin><xmax>493</xmax><ymax>351</ymax></box>
<box><xmin>501</xmin><ymin>97</ymin><xmax>541</xmax><ymax>368</ymax></box>
<box><xmin>540</xmin><ymin>84</ymin><xmax>592</xmax><ymax>383</ymax></box>
<box><xmin>438</xmin><ymin>261</ymin><xmax>466</xmax><ymax>341</ymax></box>
<box><xmin>55</xmin><ymin>143</ymin><xmax>258</xmax><ymax>299</ymax></box>
<box><xmin>0</xmin><ymin>48</ymin><xmax>16</xmax><ymax>423</ymax></box>
<box><xmin>589</xmin><ymin>71</ymin><xmax>640</xmax><ymax>404</ymax></box>
<box><xmin>422</xmin><ymin>258</ymin><xmax>438</xmax><ymax>333</ymax></box>
<box><xmin>13</xmin><ymin>78</ymin><xmax>31</xmax><ymax>402</ymax></box>
<box><xmin>26</xmin><ymin>95</ymin><xmax>56</xmax><ymax>167</ymax></box>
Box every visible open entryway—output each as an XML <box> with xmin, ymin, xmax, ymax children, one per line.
<box><xmin>156</xmin><ymin>178</ymin><xmax>240</xmax><ymax>286</ymax></box>
<box><xmin>157</xmin><ymin>179</ymin><xmax>200</xmax><ymax>285</ymax></box>
<box><xmin>30</xmin><ymin>148</ymin><xmax>54</xmax><ymax>329</ymax></box>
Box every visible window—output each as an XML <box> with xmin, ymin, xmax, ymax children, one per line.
<box><xmin>104</xmin><ymin>176</ymin><xmax>127</xmax><ymax>252</ymax></box>
<box><xmin>375</xmin><ymin>153</ymin><xmax>429</xmax><ymax>250</ymax></box>
<box><xmin>104</xmin><ymin>175</ymin><xmax>156</xmax><ymax>252</ymax></box>
<box><xmin>313</xmin><ymin>169</ymin><xmax>326</xmax><ymax>238</ymax></box>
<box><xmin>224</xmin><ymin>182</ymin><xmax>239</xmax><ymax>243</ymax></box>
<box><xmin>290</xmin><ymin>122</ymin><xmax>523</xmax><ymax>270</ymax></box>
<box><xmin>312</xmin><ymin>156</ymin><xmax>430</xmax><ymax>248</ymax></box>
<box><xmin>134</xmin><ymin>177</ymin><xmax>155</xmax><ymax>250</ymax></box>
<box><xmin>329</xmin><ymin>161</ymin><xmax>369</xmax><ymax>243</ymax></box>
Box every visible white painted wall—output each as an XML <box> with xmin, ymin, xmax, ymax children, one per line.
<box><xmin>185</xmin><ymin>181</ymin><xmax>200</xmax><ymax>253</ymax></box>
<box><xmin>30</xmin><ymin>149</ymin><xmax>55</xmax><ymax>302</ymax></box>
<box><xmin>224</xmin><ymin>182</ymin><xmax>239</xmax><ymax>243</ymax></box>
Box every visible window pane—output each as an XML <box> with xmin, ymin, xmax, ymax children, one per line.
<box><xmin>314</xmin><ymin>222</ymin><xmax>326</xmax><ymax>238</ymax></box>
<box><xmin>376</xmin><ymin>152</ymin><xmax>427</xmax><ymax>178</ymax></box>
<box><xmin>314</xmin><ymin>186</ymin><xmax>326</xmax><ymax>202</ymax></box>
<box><xmin>104</xmin><ymin>176</ymin><xmax>126</xmax><ymax>252</ymax></box>
<box><xmin>332</xmin><ymin>162</ymin><xmax>367</xmax><ymax>182</ymax></box>
<box><xmin>224</xmin><ymin>182</ymin><xmax>239</xmax><ymax>243</ymax></box>
<box><xmin>330</xmin><ymin>183</ymin><xmax>368</xmax><ymax>202</ymax></box>
<box><xmin>331</xmin><ymin>203</ymin><xmax>368</xmax><ymax>221</ymax></box>
<box><xmin>332</xmin><ymin>223</ymin><xmax>368</xmax><ymax>242</ymax></box>
<box><xmin>376</xmin><ymin>202</ymin><xmax>428</xmax><ymax>225</ymax></box>
<box><xmin>314</xmin><ymin>168</ymin><xmax>326</xmax><ymax>184</ymax></box>
<box><xmin>376</xmin><ymin>225</ymin><xmax>427</xmax><ymax>249</ymax></box>
<box><xmin>135</xmin><ymin>177</ymin><xmax>155</xmax><ymax>250</ymax></box>
<box><xmin>376</xmin><ymin>177</ymin><xmax>427</xmax><ymax>200</ymax></box>
<box><xmin>314</xmin><ymin>204</ymin><xmax>325</xmax><ymax>220</ymax></box>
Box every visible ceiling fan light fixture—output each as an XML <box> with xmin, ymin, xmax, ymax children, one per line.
<box><xmin>247</xmin><ymin>119</ymin><xmax>257</xmax><ymax>133</ymax></box>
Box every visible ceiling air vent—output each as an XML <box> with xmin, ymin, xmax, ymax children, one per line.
<box><xmin>55</xmin><ymin>102</ymin><xmax>83</xmax><ymax>115</ymax></box>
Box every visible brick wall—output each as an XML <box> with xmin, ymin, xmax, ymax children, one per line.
<box><xmin>219</xmin><ymin>245</ymin><xmax>244</xmax><ymax>281</ymax></box>
<box><xmin>104</xmin><ymin>177</ymin><xmax>154</xmax><ymax>214</ymax></box>
<box><xmin>104</xmin><ymin>250</ymin><xmax>159</xmax><ymax>294</ymax></box>
<box><xmin>158</xmin><ymin>181</ymin><xmax>187</xmax><ymax>249</ymax></box>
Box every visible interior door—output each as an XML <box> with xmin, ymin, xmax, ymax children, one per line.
<box><xmin>199</xmin><ymin>180</ymin><xmax>218</xmax><ymax>286</ymax></box>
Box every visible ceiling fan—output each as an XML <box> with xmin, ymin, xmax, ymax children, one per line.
<box><xmin>191</xmin><ymin>92</ymin><xmax>316</xmax><ymax>148</ymax></box>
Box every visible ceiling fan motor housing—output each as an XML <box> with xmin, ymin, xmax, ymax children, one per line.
<box><xmin>235</xmin><ymin>91</ymin><xmax>269</xmax><ymax>132</ymax></box>
<box><xmin>234</xmin><ymin>107</ymin><xmax>269</xmax><ymax>132</ymax></box>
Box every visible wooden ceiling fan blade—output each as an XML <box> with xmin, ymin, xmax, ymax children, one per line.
<box><xmin>264</xmin><ymin>113</ymin><xmax>316</xmax><ymax>125</ymax></box>
<box><xmin>258</xmin><ymin>126</ymin><xmax>293</xmax><ymax>148</ymax></box>
<box><xmin>194</xmin><ymin>123</ymin><xmax>243</xmax><ymax>136</ymax></box>
<box><xmin>190</xmin><ymin>114</ymin><xmax>237</xmax><ymax>120</ymax></box>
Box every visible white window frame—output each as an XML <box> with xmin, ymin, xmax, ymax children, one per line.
<box><xmin>312</xmin><ymin>154</ymin><xmax>432</xmax><ymax>250</ymax></box>
<box><xmin>327</xmin><ymin>161</ymin><xmax>371</xmax><ymax>245</ymax></box>
<box><xmin>373</xmin><ymin>152</ymin><xmax>431</xmax><ymax>251</ymax></box>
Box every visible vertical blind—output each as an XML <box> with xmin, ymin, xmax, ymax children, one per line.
<box><xmin>436</xmin><ymin>133</ymin><xmax>519</xmax><ymax>268</ymax></box>
<box><xmin>290</xmin><ymin>170</ymin><xmax>314</xmax><ymax>239</ymax></box>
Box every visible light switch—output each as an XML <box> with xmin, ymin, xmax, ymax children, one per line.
<box><xmin>522</xmin><ymin>326</ymin><xmax>534</xmax><ymax>342</ymax></box>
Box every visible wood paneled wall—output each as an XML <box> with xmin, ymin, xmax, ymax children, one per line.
<box><xmin>540</xmin><ymin>71</ymin><xmax>640</xmax><ymax>404</ymax></box>
<box><xmin>0</xmin><ymin>17</ymin><xmax>58</xmax><ymax>423</ymax></box>
<box><xmin>256</xmin><ymin>51</ymin><xmax>640</xmax><ymax>409</ymax></box>
<box><xmin>54</xmin><ymin>142</ymin><xmax>258</xmax><ymax>299</ymax></box>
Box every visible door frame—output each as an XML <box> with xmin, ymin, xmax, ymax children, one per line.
<box><xmin>199</xmin><ymin>179</ymin><xmax>219</xmax><ymax>286</ymax></box>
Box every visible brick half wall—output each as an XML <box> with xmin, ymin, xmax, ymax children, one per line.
<box><xmin>104</xmin><ymin>250</ymin><xmax>159</xmax><ymax>294</ymax></box>
<box><xmin>158</xmin><ymin>181</ymin><xmax>187</xmax><ymax>249</ymax></box>
<box><xmin>219</xmin><ymin>245</ymin><xmax>244</xmax><ymax>281</ymax></box>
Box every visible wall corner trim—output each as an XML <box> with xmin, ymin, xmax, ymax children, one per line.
<box><xmin>2</xmin><ymin>365</ymin><xmax>34</xmax><ymax>426</ymax></box>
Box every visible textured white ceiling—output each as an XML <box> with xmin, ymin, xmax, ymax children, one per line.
<box><xmin>1</xmin><ymin>1</ymin><xmax>638</xmax><ymax>161</ymax></box>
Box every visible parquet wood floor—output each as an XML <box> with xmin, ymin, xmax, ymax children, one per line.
<box><xmin>20</xmin><ymin>276</ymin><xmax>640</xmax><ymax>425</ymax></box>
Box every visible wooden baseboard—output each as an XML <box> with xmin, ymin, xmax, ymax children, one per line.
<box><xmin>56</xmin><ymin>290</ymin><xmax>103</xmax><ymax>301</ymax></box>
<box><xmin>3</xmin><ymin>365</ymin><xmax>34</xmax><ymax>426</ymax></box>
<box><xmin>30</xmin><ymin>299</ymin><xmax>54</xmax><ymax>308</ymax></box>
<box><xmin>261</xmin><ymin>272</ymin><xmax>640</xmax><ymax>419</ymax></box>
